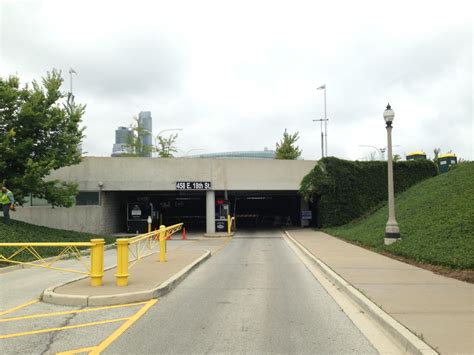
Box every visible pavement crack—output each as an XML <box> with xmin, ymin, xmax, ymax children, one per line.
<box><xmin>40</xmin><ymin>307</ymin><xmax>83</xmax><ymax>355</ymax></box>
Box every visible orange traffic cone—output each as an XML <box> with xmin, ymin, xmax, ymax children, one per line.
<box><xmin>167</xmin><ymin>231</ymin><xmax>172</xmax><ymax>240</ymax></box>
<box><xmin>153</xmin><ymin>228</ymin><xmax>158</xmax><ymax>240</ymax></box>
<box><xmin>182</xmin><ymin>227</ymin><xmax>187</xmax><ymax>240</ymax></box>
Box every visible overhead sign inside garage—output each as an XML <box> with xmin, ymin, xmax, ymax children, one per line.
<box><xmin>176</xmin><ymin>181</ymin><xmax>212</xmax><ymax>190</ymax></box>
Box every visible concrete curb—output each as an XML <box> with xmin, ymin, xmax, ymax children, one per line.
<box><xmin>284</xmin><ymin>231</ymin><xmax>437</xmax><ymax>355</ymax></box>
<box><xmin>42</xmin><ymin>250</ymin><xmax>211</xmax><ymax>307</ymax></box>
<box><xmin>0</xmin><ymin>243</ymin><xmax>117</xmax><ymax>274</ymax></box>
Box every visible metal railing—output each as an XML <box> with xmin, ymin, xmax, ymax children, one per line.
<box><xmin>115</xmin><ymin>223</ymin><xmax>183</xmax><ymax>286</ymax></box>
<box><xmin>0</xmin><ymin>239</ymin><xmax>105</xmax><ymax>286</ymax></box>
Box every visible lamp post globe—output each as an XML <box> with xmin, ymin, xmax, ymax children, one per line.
<box><xmin>384</xmin><ymin>104</ymin><xmax>395</xmax><ymax>125</ymax></box>
<box><xmin>384</xmin><ymin>103</ymin><xmax>400</xmax><ymax>244</ymax></box>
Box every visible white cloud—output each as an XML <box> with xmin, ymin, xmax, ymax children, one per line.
<box><xmin>1</xmin><ymin>0</ymin><xmax>472</xmax><ymax>160</ymax></box>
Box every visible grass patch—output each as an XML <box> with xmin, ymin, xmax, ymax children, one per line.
<box><xmin>0</xmin><ymin>218</ymin><xmax>116</xmax><ymax>266</ymax></box>
<box><xmin>325</xmin><ymin>162</ymin><xmax>474</xmax><ymax>269</ymax></box>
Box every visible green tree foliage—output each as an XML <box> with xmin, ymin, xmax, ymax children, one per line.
<box><xmin>156</xmin><ymin>133</ymin><xmax>178</xmax><ymax>158</ymax></box>
<box><xmin>300</xmin><ymin>157</ymin><xmax>437</xmax><ymax>227</ymax></box>
<box><xmin>122</xmin><ymin>117</ymin><xmax>155</xmax><ymax>157</ymax></box>
<box><xmin>0</xmin><ymin>70</ymin><xmax>85</xmax><ymax>206</ymax></box>
<box><xmin>433</xmin><ymin>147</ymin><xmax>441</xmax><ymax>163</ymax></box>
<box><xmin>275</xmin><ymin>129</ymin><xmax>302</xmax><ymax>160</ymax></box>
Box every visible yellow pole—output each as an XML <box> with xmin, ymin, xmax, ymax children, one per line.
<box><xmin>148</xmin><ymin>223</ymin><xmax>151</xmax><ymax>234</ymax></box>
<box><xmin>90</xmin><ymin>239</ymin><xmax>104</xmax><ymax>286</ymax></box>
<box><xmin>115</xmin><ymin>239</ymin><xmax>129</xmax><ymax>286</ymax></box>
<box><xmin>159</xmin><ymin>225</ymin><xmax>166</xmax><ymax>263</ymax></box>
<box><xmin>227</xmin><ymin>214</ymin><xmax>231</xmax><ymax>234</ymax></box>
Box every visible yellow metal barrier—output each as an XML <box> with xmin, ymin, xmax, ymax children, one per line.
<box><xmin>0</xmin><ymin>239</ymin><xmax>104</xmax><ymax>286</ymax></box>
<box><xmin>227</xmin><ymin>215</ymin><xmax>236</xmax><ymax>235</ymax></box>
<box><xmin>115</xmin><ymin>223</ymin><xmax>183</xmax><ymax>286</ymax></box>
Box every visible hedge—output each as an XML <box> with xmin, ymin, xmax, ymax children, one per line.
<box><xmin>299</xmin><ymin>157</ymin><xmax>437</xmax><ymax>227</ymax></box>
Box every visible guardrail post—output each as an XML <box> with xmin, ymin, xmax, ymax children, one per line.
<box><xmin>116</xmin><ymin>239</ymin><xmax>129</xmax><ymax>286</ymax></box>
<box><xmin>90</xmin><ymin>239</ymin><xmax>104</xmax><ymax>286</ymax></box>
<box><xmin>147</xmin><ymin>216</ymin><xmax>152</xmax><ymax>233</ymax></box>
<box><xmin>159</xmin><ymin>225</ymin><xmax>166</xmax><ymax>263</ymax></box>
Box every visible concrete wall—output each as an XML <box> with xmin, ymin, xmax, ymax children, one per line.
<box><xmin>14</xmin><ymin>157</ymin><xmax>318</xmax><ymax>234</ymax></box>
<box><xmin>13</xmin><ymin>191</ymin><xmax>123</xmax><ymax>235</ymax></box>
<box><xmin>46</xmin><ymin>157</ymin><xmax>317</xmax><ymax>191</ymax></box>
<box><xmin>13</xmin><ymin>205</ymin><xmax>103</xmax><ymax>234</ymax></box>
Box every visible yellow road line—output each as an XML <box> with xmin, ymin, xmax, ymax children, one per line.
<box><xmin>212</xmin><ymin>236</ymin><xmax>233</xmax><ymax>255</ymax></box>
<box><xmin>0</xmin><ymin>301</ymin><xmax>147</xmax><ymax>323</ymax></box>
<box><xmin>90</xmin><ymin>299</ymin><xmax>157</xmax><ymax>354</ymax></box>
<box><xmin>0</xmin><ymin>317</ymin><xmax>128</xmax><ymax>339</ymax></box>
<box><xmin>55</xmin><ymin>346</ymin><xmax>97</xmax><ymax>355</ymax></box>
<box><xmin>0</xmin><ymin>299</ymin><xmax>39</xmax><ymax>317</ymax></box>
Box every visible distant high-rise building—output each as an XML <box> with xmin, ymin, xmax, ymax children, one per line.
<box><xmin>111</xmin><ymin>126</ymin><xmax>133</xmax><ymax>157</ymax></box>
<box><xmin>138</xmin><ymin>111</ymin><xmax>153</xmax><ymax>157</ymax></box>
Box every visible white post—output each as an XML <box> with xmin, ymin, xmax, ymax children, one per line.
<box><xmin>324</xmin><ymin>86</ymin><xmax>328</xmax><ymax>156</ymax></box>
<box><xmin>384</xmin><ymin>104</ymin><xmax>400</xmax><ymax>245</ymax></box>
<box><xmin>206</xmin><ymin>190</ymin><xmax>216</xmax><ymax>234</ymax></box>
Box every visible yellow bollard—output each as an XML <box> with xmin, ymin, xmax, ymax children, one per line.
<box><xmin>159</xmin><ymin>225</ymin><xmax>166</xmax><ymax>263</ymax></box>
<box><xmin>227</xmin><ymin>214</ymin><xmax>231</xmax><ymax>234</ymax></box>
<box><xmin>115</xmin><ymin>239</ymin><xmax>129</xmax><ymax>286</ymax></box>
<box><xmin>90</xmin><ymin>239</ymin><xmax>105</xmax><ymax>286</ymax></box>
<box><xmin>147</xmin><ymin>216</ymin><xmax>152</xmax><ymax>233</ymax></box>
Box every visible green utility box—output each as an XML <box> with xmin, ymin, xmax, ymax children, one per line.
<box><xmin>437</xmin><ymin>153</ymin><xmax>457</xmax><ymax>173</ymax></box>
<box><xmin>406</xmin><ymin>151</ymin><xmax>427</xmax><ymax>161</ymax></box>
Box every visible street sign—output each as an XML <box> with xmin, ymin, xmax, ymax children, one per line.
<box><xmin>176</xmin><ymin>181</ymin><xmax>212</xmax><ymax>190</ymax></box>
<box><xmin>301</xmin><ymin>210</ymin><xmax>312</xmax><ymax>220</ymax></box>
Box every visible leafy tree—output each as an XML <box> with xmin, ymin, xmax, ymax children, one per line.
<box><xmin>433</xmin><ymin>147</ymin><xmax>441</xmax><ymax>162</ymax></box>
<box><xmin>393</xmin><ymin>154</ymin><xmax>401</xmax><ymax>162</ymax></box>
<box><xmin>122</xmin><ymin>117</ymin><xmax>154</xmax><ymax>157</ymax></box>
<box><xmin>275</xmin><ymin>129</ymin><xmax>302</xmax><ymax>160</ymax></box>
<box><xmin>0</xmin><ymin>70</ymin><xmax>85</xmax><ymax>206</ymax></box>
<box><xmin>156</xmin><ymin>133</ymin><xmax>178</xmax><ymax>158</ymax></box>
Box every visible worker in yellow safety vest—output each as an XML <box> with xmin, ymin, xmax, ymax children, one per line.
<box><xmin>1</xmin><ymin>186</ymin><xmax>15</xmax><ymax>224</ymax></box>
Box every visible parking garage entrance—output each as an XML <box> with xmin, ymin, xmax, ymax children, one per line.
<box><xmin>120</xmin><ymin>190</ymin><xmax>309</xmax><ymax>233</ymax></box>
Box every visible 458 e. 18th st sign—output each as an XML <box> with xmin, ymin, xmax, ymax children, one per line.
<box><xmin>176</xmin><ymin>181</ymin><xmax>212</xmax><ymax>190</ymax></box>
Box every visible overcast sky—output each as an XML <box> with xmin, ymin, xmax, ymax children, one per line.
<box><xmin>1</xmin><ymin>0</ymin><xmax>472</xmax><ymax>161</ymax></box>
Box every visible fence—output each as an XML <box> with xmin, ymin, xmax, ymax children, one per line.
<box><xmin>115</xmin><ymin>223</ymin><xmax>183</xmax><ymax>286</ymax></box>
<box><xmin>0</xmin><ymin>239</ymin><xmax>104</xmax><ymax>286</ymax></box>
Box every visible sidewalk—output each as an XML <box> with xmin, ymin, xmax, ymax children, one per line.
<box><xmin>287</xmin><ymin>229</ymin><xmax>474</xmax><ymax>355</ymax></box>
<box><xmin>42</xmin><ymin>237</ymin><xmax>231</xmax><ymax>307</ymax></box>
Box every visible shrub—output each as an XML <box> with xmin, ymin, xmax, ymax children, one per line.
<box><xmin>300</xmin><ymin>157</ymin><xmax>437</xmax><ymax>226</ymax></box>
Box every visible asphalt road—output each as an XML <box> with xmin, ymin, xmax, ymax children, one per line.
<box><xmin>105</xmin><ymin>230</ymin><xmax>377</xmax><ymax>354</ymax></box>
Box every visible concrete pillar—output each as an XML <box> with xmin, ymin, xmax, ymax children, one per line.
<box><xmin>206</xmin><ymin>190</ymin><xmax>215</xmax><ymax>234</ymax></box>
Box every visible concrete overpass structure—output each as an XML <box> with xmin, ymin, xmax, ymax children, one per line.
<box><xmin>14</xmin><ymin>157</ymin><xmax>317</xmax><ymax>234</ymax></box>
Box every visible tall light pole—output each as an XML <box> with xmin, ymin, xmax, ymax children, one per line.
<box><xmin>383</xmin><ymin>103</ymin><xmax>400</xmax><ymax>245</ymax></box>
<box><xmin>359</xmin><ymin>145</ymin><xmax>383</xmax><ymax>160</ymax></box>
<box><xmin>68</xmin><ymin>68</ymin><xmax>77</xmax><ymax>99</ymax></box>
<box><xmin>313</xmin><ymin>118</ymin><xmax>327</xmax><ymax>159</ymax></box>
<box><xmin>359</xmin><ymin>145</ymin><xmax>401</xmax><ymax>160</ymax></box>
<box><xmin>317</xmin><ymin>84</ymin><xmax>328</xmax><ymax>156</ymax></box>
